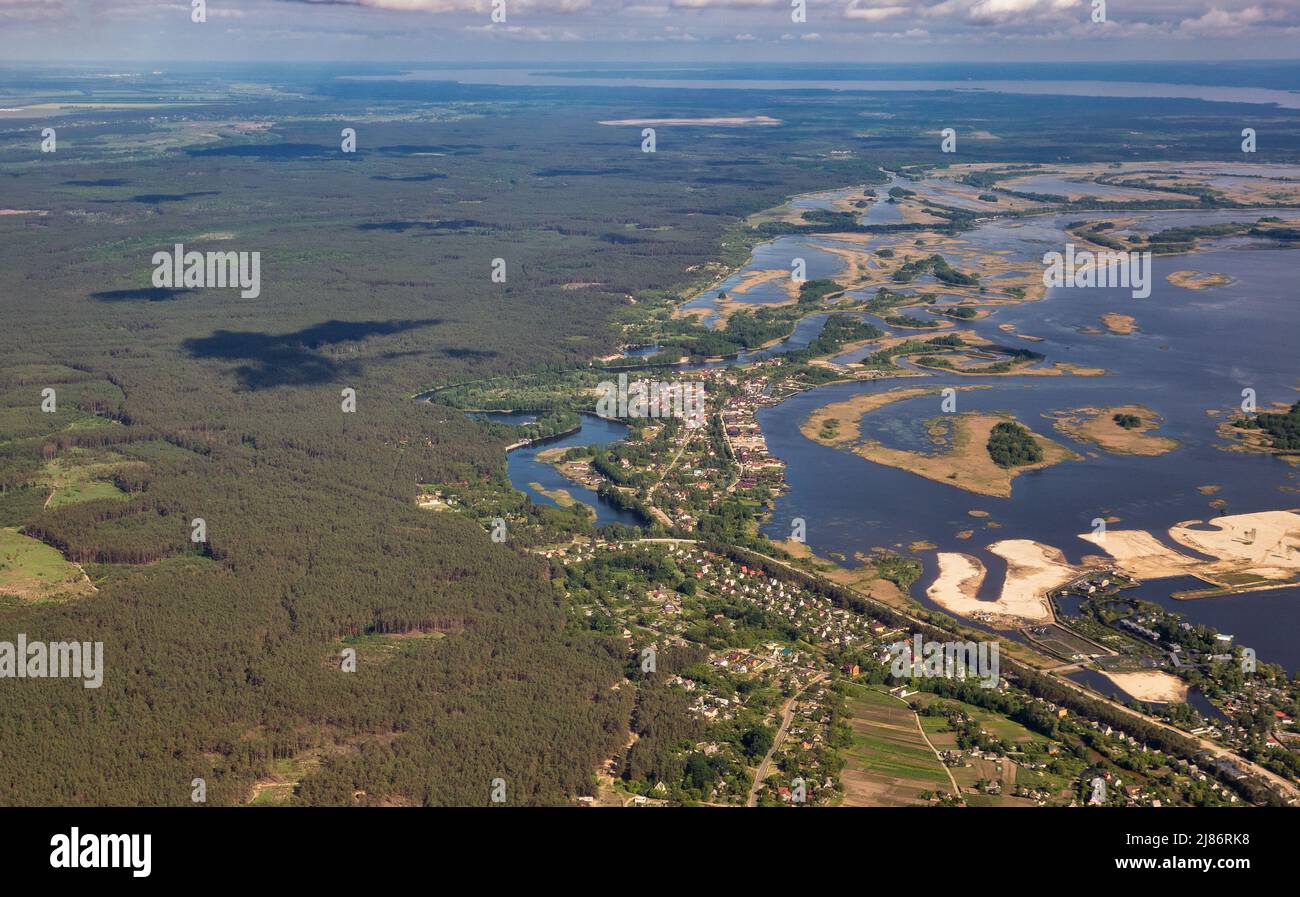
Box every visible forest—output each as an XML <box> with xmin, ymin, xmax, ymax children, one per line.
<box><xmin>986</xmin><ymin>421</ymin><xmax>1045</xmax><ymax>468</ymax></box>
<box><xmin>0</xmin><ymin>70</ymin><xmax>899</xmax><ymax>805</ymax></box>
<box><xmin>1243</xmin><ymin>400</ymin><xmax>1300</xmax><ymax>451</ymax></box>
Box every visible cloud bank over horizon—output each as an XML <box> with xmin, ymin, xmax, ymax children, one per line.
<box><xmin>1</xmin><ymin>0</ymin><xmax>1297</xmax><ymax>62</ymax></box>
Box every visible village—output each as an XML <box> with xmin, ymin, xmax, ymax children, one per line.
<box><xmin>547</xmin><ymin>539</ymin><xmax>894</xmax><ymax>805</ymax></box>
<box><xmin>536</xmin><ymin>538</ymin><xmax>1267</xmax><ymax>807</ymax></box>
<box><xmin>412</xmin><ymin>325</ymin><xmax>1300</xmax><ymax>808</ymax></box>
<box><xmin>1045</xmin><ymin>572</ymin><xmax>1299</xmax><ymax>760</ymax></box>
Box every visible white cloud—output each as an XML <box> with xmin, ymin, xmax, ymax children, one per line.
<box><xmin>7</xmin><ymin>0</ymin><xmax>1300</xmax><ymax>56</ymax></box>
<box><xmin>669</xmin><ymin>0</ymin><xmax>782</xmax><ymax>7</ymax></box>
<box><xmin>1177</xmin><ymin>5</ymin><xmax>1275</xmax><ymax>34</ymax></box>
<box><xmin>966</xmin><ymin>0</ymin><xmax>1081</xmax><ymax>25</ymax></box>
<box><xmin>0</xmin><ymin>0</ymin><xmax>65</xmax><ymax>19</ymax></box>
<box><xmin>844</xmin><ymin>1</ymin><xmax>909</xmax><ymax>22</ymax></box>
<box><xmin>280</xmin><ymin>0</ymin><xmax>591</xmax><ymax>12</ymax></box>
<box><xmin>464</xmin><ymin>21</ymin><xmax>581</xmax><ymax>36</ymax></box>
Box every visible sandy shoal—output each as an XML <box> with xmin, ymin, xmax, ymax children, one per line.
<box><xmin>1169</xmin><ymin>510</ymin><xmax>1300</xmax><ymax>579</ymax></box>
<box><xmin>1078</xmin><ymin>529</ymin><xmax>1201</xmax><ymax>579</ymax></box>
<box><xmin>1098</xmin><ymin>670</ymin><xmax>1189</xmax><ymax>704</ymax></box>
<box><xmin>987</xmin><ymin>540</ymin><xmax>1072</xmax><ymax>624</ymax></box>
<box><xmin>1080</xmin><ymin>510</ymin><xmax>1300</xmax><ymax>583</ymax></box>
<box><xmin>927</xmin><ymin>543</ymin><xmax>1061</xmax><ymax>627</ymax></box>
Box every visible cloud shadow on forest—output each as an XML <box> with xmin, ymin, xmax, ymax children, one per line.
<box><xmin>182</xmin><ymin>318</ymin><xmax>444</xmax><ymax>389</ymax></box>
<box><xmin>91</xmin><ymin>287</ymin><xmax>191</xmax><ymax>302</ymax></box>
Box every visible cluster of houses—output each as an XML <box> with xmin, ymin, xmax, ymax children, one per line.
<box><xmin>1215</xmin><ymin>681</ymin><xmax>1297</xmax><ymax>749</ymax></box>
<box><xmin>681</xmin><ymin>551</ymin><xmax>884</xmax><ymax>647</ymax></box>
<box><xmin>554</xmin><ymin>541</ymin><xmax>890</xmax><ymax>804</ymax></box>
<box><xmin>719</xmin><ymin>375</ymin><xmax>786</xmax><ymax>492</ymax></box>
<box><xmin>975</xmin><ymin>694</ymin><xmax>1255</xmax><ymax>806</ymax></box>
<box><xmin>764</xmin><ymin>682</ymin><xmax>841</xmax><ymax>806</ymax></box>
<box><xmin>1083</xmin><ymin>770</ymin><xmax>1160</xmax><ymax>807</ymax></box>
<box><xmin>1096</xmin><ymin>607</ymin><xmax>1299</xmax><ymax>756</ymax></box>
<box><xmin>1048</xmin><ymin>576</ymin><xmax>1300</xmax><ymax>756</ymax></box>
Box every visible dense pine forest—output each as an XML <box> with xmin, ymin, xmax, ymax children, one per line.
<box><xmin>0</xmin><ymin>71</ymin><xmax>895</xmax><ymax>804</ymax></box>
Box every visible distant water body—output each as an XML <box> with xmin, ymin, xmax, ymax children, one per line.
<box><xmin>349</xmin><ymin>69</ymin><xmax>1300</xmax><ymax>109</ymax></box>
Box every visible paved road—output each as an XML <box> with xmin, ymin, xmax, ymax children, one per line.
<box><xmin>747</xmin><ymin>672</ymin><xmax>827</xmax><ymax>806</ymax></box>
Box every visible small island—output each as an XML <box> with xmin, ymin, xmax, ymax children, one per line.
<box><xmin>1167</xmin><ymin>269</ymin><xmax>1233</xmax><ymax>290</ymax></box>
<box><xmin>1052</xmin><ymin>405</ymin><xmax>1179</xmax><ymax>456</ymax></box>
<box><xmin>801</xmin><ymin>392</ymin><xmax>1078</xmax><ymax>497</ymax></box>
<box><xmin>526</xmin><ymin>481</ymin><xmax>591</xmax><ymax>514</ymax></box>
<box><xmin>1223</xmin><ymin>399</ymin><xmax>1300</xmax><ymax>463</ymax></box>
<box><xmin>1100</xmin><ymin>312</ymin><xmax>1137</xmax><ymax>335</ymax></box>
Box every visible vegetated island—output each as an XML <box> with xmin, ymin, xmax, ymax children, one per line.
<box><xmin>800</xmin><ymin>392</ymin><xmax>1078</xmax><ymax>497</ymax></box>
<box><xmin>1220</xmin><ymin>399</ymin><xmax>1300</xmax><ymax>464</ymax></box>
<box><xmin>525</xmin><ymin>481</ymin><xmax>591</xmax><ymax>515</ymax></box>
<box><xmin>1051</xmin><ymin>405</ymin><xmax>1179</xmax><ymax>456</ymax></box>
<box><xmin>798</xmin><ymin>386</ymin><xmax>943</xmax><ymax>447</ymax></box>
<box><xmin>986</xmin><ymin>420</ymin><xmax>1043</xmax><ymax>468</ymax></box>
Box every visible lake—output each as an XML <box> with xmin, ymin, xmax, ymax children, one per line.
<box><xmin>350</xmin><ymin>69</ymin><xmax>1300</xmax><ymax>110</ymax></box>
<box><xmin>474</xmin><ymin>411</ymin><xmax>643</xmax><ymax>528</ymax></box>
<box><xmin>752</xmin><ymin>209</ymin><xmax>1300</xmax><ymax>667</ymax></box>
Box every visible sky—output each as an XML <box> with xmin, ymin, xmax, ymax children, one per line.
<box><xmin>0</xmin><ymin>0</ymin><xmax>1298</xmax><ymax>63</ymax></box>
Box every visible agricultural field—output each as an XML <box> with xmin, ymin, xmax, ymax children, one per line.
<box><xmin>839</xmin><ymin>684</ymin><xmax>955</xmax><ymax>806</ymax></box>
<box><xmin>912</xmin><ymin>692</ymin><xmax>1077</xmax><ymax>806</ymax></box>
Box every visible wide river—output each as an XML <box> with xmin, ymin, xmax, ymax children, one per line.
<box><xmin>749</xmin><ymin>211</ymin><xmax>1300</xmax><ymax>671</ymax></box>
<box><xmin>493</xmin><ymin>199</ymin><xmax>1300</xmax><ymax>671</ymax></box>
